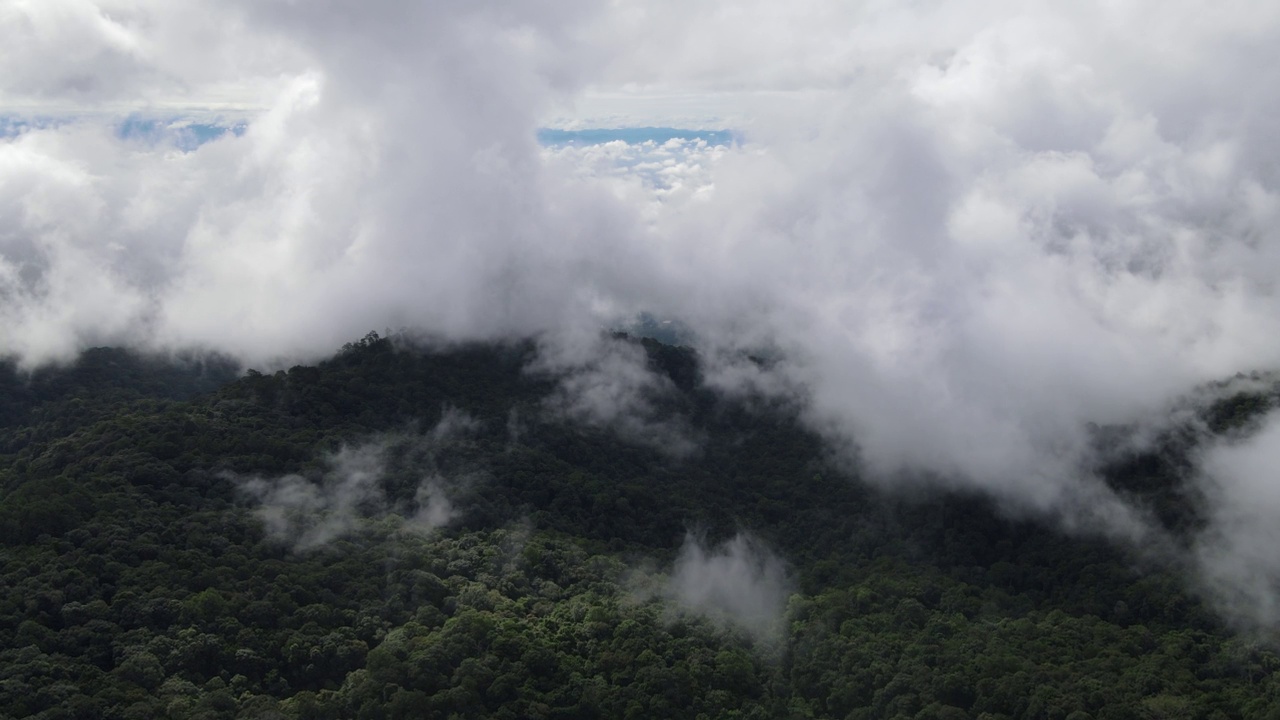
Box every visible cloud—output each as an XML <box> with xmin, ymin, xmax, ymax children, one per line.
<box><xmin>1194</xmin><ymin>411</ymin><xmax>1280</xmax><ymax>630</ymax></box>
<box><xmin>534</xmin><ymin>334</ymin><xmax>700</xmax><ymax>457</ymax></box>
<box><xmin>665</xmin><ymin>532</ymin><xmax>791</xmax><ymax>640</ymax></box>
<box><xmin>7</xmin><ymin>1</ymin><xmax>1280</xmax><ymax>627</ymax></box>
<box><xmin>1</xmin><ymin>0</ymin><xmax>639</xmax><ymax>367</ymax></box>
<box><xmin>0</xmin><ymin>1</ymin><xmax>295</xmax><ymax>112</ymax></box>
<box><xmin>237</xmin><ymin>411</ymin><xmax>475</xmax><ymax>549</ymax></box>
<box><xmin>541</xmin><ymin>136</ymin><xmax>728</xmax><ymax>213</ymax></box>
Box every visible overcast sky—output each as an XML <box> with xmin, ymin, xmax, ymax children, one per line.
<box><xmin>6</xmin><ymin>0</ymin><xmax>1280</xmax><ymax>628</ymax></box>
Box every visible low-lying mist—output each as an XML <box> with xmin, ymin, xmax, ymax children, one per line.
<box><xmin>666</xmin><ymin>532</ymin><xmax>792</xmax><ymax>641</ymax></box>
<box><xmin>234</xmin><ymin>410</ymin><xmax>477</xmax><ymax>550</ymax></box>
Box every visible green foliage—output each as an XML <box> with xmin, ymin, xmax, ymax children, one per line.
<box><xmin>0</xmin><ymin>335</ymin><xmax>1276</xmax><ymax>719</ymax></box>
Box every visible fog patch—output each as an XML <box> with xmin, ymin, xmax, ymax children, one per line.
<box><xmin>664</xmin><ymin>532</ymin><xmax>791</xmax><ymax>640</ymax></box>
<box><xmin>1193</xmin><ymin>412</ymin><xmax>1280</xmax><ymax>631</ymax></box>
<box><xmin>535</xmin><ymin>335</ymin><xmax>700</xmax><ymax>457</ymax></box>
<box><xmin>236</xmin><ymin>410</ymin><xmax>477</xmax><ymax>550</ymax></box>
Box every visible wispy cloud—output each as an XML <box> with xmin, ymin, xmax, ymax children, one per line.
<box><xmin>533</xmin><ymin>335</ymin><xmax>700</xmax><ymax>457</ymax></box>
<box><xmin>236</xmin><ymin>410</ymin><xmax>476</xmax><ymax>549</ymax></box>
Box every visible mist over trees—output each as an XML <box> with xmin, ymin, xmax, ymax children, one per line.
<box><xmin>2</xmin><ymin>334</ymin><xmax>1279</xmax><ymax>719</ymax></box>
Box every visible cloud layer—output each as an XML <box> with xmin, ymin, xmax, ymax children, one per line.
<box><xmin>7</xmin><ymin>1</ymin><xmax>1280</xmax><ymax>627</ymax></box>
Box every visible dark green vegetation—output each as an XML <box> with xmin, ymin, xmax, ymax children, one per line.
<box><xmin>1</xmin><ymin>334</ymin><xmax>1279</xmax><ymax>720</ymax></box>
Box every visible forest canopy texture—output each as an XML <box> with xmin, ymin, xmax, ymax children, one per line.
<box><xmin>1</xmin><ymin>333</ymin><xmax>1279</xmax><ymax>720</ymax></box>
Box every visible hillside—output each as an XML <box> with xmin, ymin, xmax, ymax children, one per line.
<box><xmin>1</xmin><ymin>334</ymin><xmax>1278</xmax><ymax>720</ymax></box>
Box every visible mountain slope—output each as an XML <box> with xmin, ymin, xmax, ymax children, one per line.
<box><xmin>1</xmin><ymin>334</ymin><xmax>1278</xmax><ymax>720</ymax></box>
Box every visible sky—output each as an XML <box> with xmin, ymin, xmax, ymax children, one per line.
<box><xmin>5</xmin><ymin>0</ymin><xmax>1280</xmax><ymax>629</ymax></box>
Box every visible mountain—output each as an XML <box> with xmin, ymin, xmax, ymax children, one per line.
<box><xmin>0</xmin><ymin>333</ymin><xmax>1277</xmax><ymax>720</ymax></box>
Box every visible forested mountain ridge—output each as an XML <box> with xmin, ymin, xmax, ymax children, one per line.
<box><xmin>1</xmin><ymin>334</ymin><xmax>1278</xmax><ymax>720</ymax></box>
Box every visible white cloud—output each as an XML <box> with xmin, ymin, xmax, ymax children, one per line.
<box><xmin>541</xmin><ymin>137</ymin><xmax>729</xmax><ymax>224</ymax></box>
<box><xmin>534</xmin><ymin>334</ymin><xmax>700</xmax><ymax>457</ymax></box>
<box><xmin>237</xmin><ymin>412</ymin><xmax>476</xmax><ymax>549</ymax></box>
<box><xmin>7</xmin><ymin>0</ymin><xmax>1280</xmax><ymax>626</ymax></box>
<box><xmin>1195</xmin><ymin>412</ymin><xmax>1280</xmax><ymax>629</ymax></box>
<box><xmin>667</xmin><ymin>532</ymin><xmax>791</xmax><ymax>639</ymax></box>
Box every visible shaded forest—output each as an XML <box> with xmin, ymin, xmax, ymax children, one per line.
<box><xmin>1</xmin><ymin>333</ymin><xmax>1279</xmax><ymax>720</ymax></box>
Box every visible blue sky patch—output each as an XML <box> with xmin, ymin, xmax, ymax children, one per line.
<box><xmin>117</xmin><ymin>117</ymin><xmax>247</xmax><ymax>151</ymax></box>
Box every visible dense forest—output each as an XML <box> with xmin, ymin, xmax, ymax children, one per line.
<box><xmin>1</xmin><ymin>333</ymin><xmax>1279</xmax><ymax>720</ymax></box>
